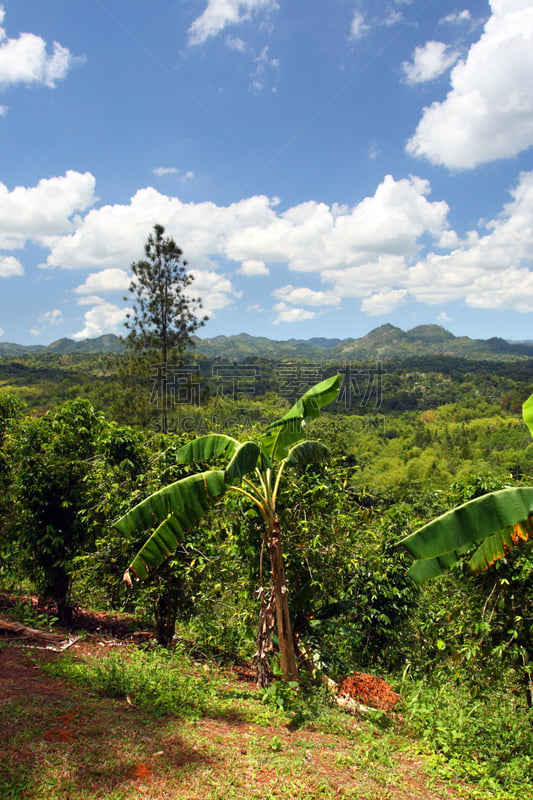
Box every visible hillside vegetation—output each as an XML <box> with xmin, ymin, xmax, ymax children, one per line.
<box><xmin>0</xmin><ymin>342</ymin><xmax>532</xmax><ymax>798</ymax></box>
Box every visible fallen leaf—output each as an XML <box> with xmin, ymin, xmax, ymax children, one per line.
<box><xmin>132</xmin><ymin>763</ymin><xmax>151</xmax><ymax>780</ymax></box>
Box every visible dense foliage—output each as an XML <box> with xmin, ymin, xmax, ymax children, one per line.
<box><xmin>1</xmin><ymin>356</ymin><xmax>532</xmax><ymax>795</ymax></box>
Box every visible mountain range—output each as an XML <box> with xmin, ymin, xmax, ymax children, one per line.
<box><xmin>1</xmin><ymin>325</ymin><xmax>533</xmax><ymax>361</ymax></box>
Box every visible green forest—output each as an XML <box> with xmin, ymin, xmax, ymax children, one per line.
<box><xmin>1</xmin><ymin>349</ymin><xmax>533</xmax><ymax>800</ymax></box>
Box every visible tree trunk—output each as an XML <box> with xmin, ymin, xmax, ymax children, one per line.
<box><xmin>252</xmin><ymin>585</ymin><xmax>275</xmax><ymax>688</ymax></box>
<box><xmin>268</xmin><ymin>519</ymin><xmax>299</xmax><ymax>682</ymax></box>
<box><xmin>49</xmin><ymin>567</ymin><xmax>73</xmax><ymax>627</ymax></box>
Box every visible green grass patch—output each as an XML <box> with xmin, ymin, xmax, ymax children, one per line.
<box><xmin>45</xmin><ymin>644</ymin><xmax>277</xmax><ymax>725</ymax></box>
<box><xmin>402</xmin><ymin>676</ymin><xmax>533</xmax><ymax>796</ymax></box>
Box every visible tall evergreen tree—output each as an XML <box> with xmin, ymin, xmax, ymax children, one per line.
<box><xmin>124</xmin><ymin>224</ymin><xmax>207</xmax><ymax>432</ymax></box>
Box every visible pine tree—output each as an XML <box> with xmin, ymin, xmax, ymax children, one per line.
<box><xmin>124</xmin><ymin>224</ymin><xmax>207</xmax><ymax>432</ymax></box>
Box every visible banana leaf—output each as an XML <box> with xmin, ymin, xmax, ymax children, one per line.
<box><xmin>469</xmin><ymin>514</ymin><xmax>533</xmax><ymax>572</ymax></box>
<box><xmin>115</xmin><ymin>470</ymin><xmax>227</xmax><ymax>580</ymax></box>
<box><xmin>285</xmin><ymin>440</ymin><xmax>330</xmax><ymax>468</ymax></box>
<box><xmin>225</xmin><ymin>441</ymin><xmax>260</xmax><ymax>484</ymax></box>
<box><xmin>126</xmin><ymin>514</ymin><xmax>185</xmax><ymax>581</ymax></box>
<box><xmin>177</xmin><ymin>434</ymin><xmax>240</xmax><ymax>464</ymax></box>
<box><xmin>523</xmin><ymin>392</ymin><xmax>533</xmax><ymax>438</ymax></box>
<box><xmin>401</xmin><ymin>487</ymin><xmax>533</xmax><ymax>582</ymax></box>
<box><xmin>261</xmin><ymin>374</ymin><xmax>340</xmax><ymax>461</ymax></box>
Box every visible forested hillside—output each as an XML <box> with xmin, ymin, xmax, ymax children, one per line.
<box><xmin>2</xmin><ymin>323</ymin><xmax>533</xmax><ymax>360</ymax></box>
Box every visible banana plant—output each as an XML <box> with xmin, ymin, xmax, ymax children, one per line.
<box><xmin>400</xmin><ymin>391</ymin><xmax>533</xmax><ymax>582</ymax></box>
<box><xmin>115</xmin><ymin>374</ymin><xmax>340</xmax><ymax>684</ymax></box>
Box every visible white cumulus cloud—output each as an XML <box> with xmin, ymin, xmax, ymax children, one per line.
<box><xmin>74</xmin><ymin>268</ymin><xmax>131</xmax><ymax>295</ymax></box>
<box><xmin>407</xmin><ymin>0</ymin><xmax>533</xmax><ymax>168</ymax></box>
<box><xmin>0</xmin><ymin>254</ymin><xmax>23</xmax><ymax>277</ymax></box>
<box><xmin>0</xmin><ymin>6</ymin><xmax>80</xmax><ymax>89</ymax></box>
<box><xmin>0</xmin><ymin>171</ymin><xmax>95</xmax><ymax>248</ymax></box>
<box><xmin>271</xmin><ymin>285</ymin><xmax>340</xmax><ymax>307</ymax></box>
<box><xmin>237</xmin><ymin>259</ymin><xmax>270</xmax><ymax>276</ymax></box>
<box><xmin>406</xmin><ymin>170</ymin><xmax>533</xmax><ymax>310</ymax></box>
<box><xmin>272</xmin><ymin>302</ymin><xmax>318</xmax><ymax>324</ymax></box>
<box><xmin>403</xmin><ymin>41</ymin><xmax>460</xmax><ymax>84</ymax></box>
<box><xmin>360</xmin><ymin>289</ymin><xmax>408</xmax><ymax>316</ymax></box>
<box><xmin>7</xmin><ymin>167</ymin><xmax>533</xmax><ymax>335</ymax></box>
<box><xmin>189</xmin><ymin>0</ymin><xmax>279</xmax><ymax>46</ymax></box>
<box><xmin>188</xmin><ymin>269</ymin><xmax>241</xmax><ymax>316</ymax></box>
<box><xmin>73</xmin><ymin>297</ymin><xmax>130</xmax><ymax>340</ymax></box>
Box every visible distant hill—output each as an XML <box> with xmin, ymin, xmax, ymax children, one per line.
<box><xmin>0</xmin><ymin>334</ymin><xmax>124</xmax><ymax>356</ymax></box>
<box><xmin>1</xmin><ymin>326</ymin><xmax>533</xmax><ymax>361</ymax></box>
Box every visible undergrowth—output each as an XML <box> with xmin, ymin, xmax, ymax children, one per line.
<box><xmin>45</xmin><ymin>643</ymin><xmax>533</xmax><ymax>798</ymax></box>
<box><xmin>45</xmin><ymin>644</ymin><xmax>275</xmax><ymax>724</ymax></box>
<box><xmin>401</xmin><ymin>674</ymin><xmax>533</xmax><ymax>796</ymax></box>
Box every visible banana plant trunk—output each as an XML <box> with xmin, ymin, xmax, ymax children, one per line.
<box><xmin>267</xmin><ymin>519</ymin><xmax>299</xmax><ymax>683</ymax></box>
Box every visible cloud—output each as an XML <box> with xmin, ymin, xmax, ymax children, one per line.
<box><xmin>226</xmin><ymin>35</ymin><xmax>248</xmax><ymax>53</ymax></box>
<box><xmin>73</xmin><ymin>297</ymin><xmax>130</xmax><ymax>340</ymax></box>
<box><xmin>350</xmin><ymin>8</ymin><xmax>404</xmax><ymax>40</ymax></box>
<box><xmin>251</xmin><ymin>45</ymin><xmax>279</xmax><ymax>93</ymax></box>
<box><xmin>189</xmin><ymin>0</ymin><xmax>279</xmax><ymax>46</ymax></box>
<box><xmin>0</xmin><ymin>171</ymin><xmax>95</xmax><ymax>248</ymax></box>
<box><xmin>383</xmin><ymin>10</ymin><xmax>403</xmax><ymax>27</ymax></box>
<box><xmin>405</xmin><ymin>170</ymin><xmax>533</xmax><ymax>310</ymax></box>
<box><xmin>30</xmin><ymin>174</ymin><xmax>449</xmax><ymax>322</ymax></box>
<box><xmin>223</xmin><ymin>176</ymin><xmax>449</xmax><ymax>272</ymax></box>
<box><xmin>0</xmin><ymin>254</ymin><xmax>23</xmax><ymax>276</ymax></box>
<box><xmin>403</xmin><ymin>41</ymin><xmax>460</xmax><ymax>84</ymax></box>
<box><xmin>39</xmin><ymin>309</ymin><xmax>63</xmax><ymax>326</ymax></box>
<box><xmin>74</xmin><ymin>268</ymin><xmax>131</xmax><ymax>295</ymax></box>
<box><xmin>7</xmin><ymin>168</ymin><xmax>533</xmax><ymax>333</ymax></box>
<box><xmin>0</xmin><ymin>104</ymin><xmax>6</xmax><ymax>115</ymax></box>
<box><xmin>0</xmin><ymin>7</ymin><xmax>80</xmax><ymax>89</ymax></box>
<box><xmin>350</xmin><ymin>12</ymin><xmax>370</xmax><ymax>40</ymax></box>
<box><xmin>368</xmin><ymin>141</ymin><xmax>381</xmax><ymax>160</ymax></box>
<box><xmin>0</xmin><ymin>326</ymin><xmax>4</xmax><ymax>337</ymax></box>
<box><xmin>237</xmin><ymin>259</ymin><xmax>270</xmax><ymax>276</ymax></box>
<box><xmin>407</xmin><ymin>0</ymin><xmax>533</xmax><ymax>168</ymax></box>
<box><xmin>439</xmin><ymin>10</ymin><xmax>472</xmax><ymax>25</ymax></box>
<box><xmin>272</xmin><ymin>302</ymin><xmax>318</xmax><ymax>324</ymax></box>
<box><xmin>153</xmin><ymin>166</ymin><xmax>195</xmax><ymax>182</ymax></box>
<box><xmin>153</xmin><ymin>166</ymin><xmax>179</xmax><ymax>176</ymax></box>
<box><xmin>189</xmin><ymin>269</ymin><xmax>242</xmax><ymax>316</ymax></box>
<box><xmin>38</xmin><ymin>186</ymin><xmax>280</xmax><ymax>272</ymax></box>
<box><xmin>272</xmin><ymin>285</ymin><xmax>340</xmax><ymax>307</ymax></box>
<box><xmin>360</xmin><ymin>289</ymin><xmax>407</xmax><ymax>316</ymax></box>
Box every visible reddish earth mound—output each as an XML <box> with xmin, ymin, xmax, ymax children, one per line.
<box><xmin>339</xmin><ymin>672</ymin><xmax>401</xmax><ymax>711</ymax></box>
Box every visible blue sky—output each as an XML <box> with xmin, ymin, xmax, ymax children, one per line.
<box><xmin>0</xmin><ymin>0</ymin><xmax>532</xmax><ymax>345</ymax></box>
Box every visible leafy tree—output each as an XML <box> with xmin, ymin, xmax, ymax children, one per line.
<box><xmin>123</xmin><ymin>224</ymin><xmax>207</xmax><ymax>432</ymax></box>
<box><xmin>0</xmin><ymin>394</ymin><xmax>22</xmax><ymax>588</ymax></box>
<box><xmin>115</xmin><ymin>375</ymin><xmax>340</xmax><ymax>684</ymax></box>
<box><xmin>400</xmin><ymin>390</ymin><xmax>533</xmax><ymax>704</ymax></box>
<box><xmin>12</xmin><ymin>399</ymin><xmax>105</xmax><ymax>624</ymax></box>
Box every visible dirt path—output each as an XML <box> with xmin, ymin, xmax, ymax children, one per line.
<box><xmin>0</xmin><ymin>617</ymin><xmax>469</xmax><ymax>800</ymax></box>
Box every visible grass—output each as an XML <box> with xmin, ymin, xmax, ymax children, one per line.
<box><xmin>2</xmin><ymin>620</ymin><xmax>531</xmax><ymax>800</ymax></box>
<box><xmin>401</xmin><ymin>675</ymin><xmax>533</xmax><ymax>797</ymax></box>
<box><xmin>0</xmin><ymin>640</ymin><xmax>476</xmax><ymax>800</ymax></box>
